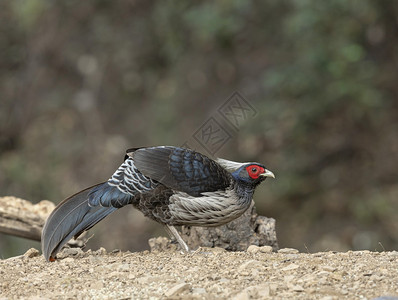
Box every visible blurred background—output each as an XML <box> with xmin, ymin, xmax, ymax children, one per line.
<box><xmin>1</xmin><ymin>0</ymin><xmax>398</xmax><ymax>258</ymax></box>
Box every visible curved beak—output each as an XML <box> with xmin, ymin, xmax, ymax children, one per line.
<box><xmin>260</xmin><ymin>169</ymin><xmax>275</xmax><ymax>179</ymax></box>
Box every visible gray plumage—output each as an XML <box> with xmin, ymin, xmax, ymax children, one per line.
<box><xmin>41</xmin><ymin>146</ymin><xmax>275</xmax><ymax>261</ymax></box>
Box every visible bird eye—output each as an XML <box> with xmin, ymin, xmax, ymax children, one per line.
<box><xmin>245</xmin><ymin>165</ymin><xmax>263</xmax><ymax>179</ymax></box>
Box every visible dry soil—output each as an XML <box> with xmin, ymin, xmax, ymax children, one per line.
<box><xmin>1</xmin><ymin>245</ymin><xmax>398</xmax><ymax>299</ymax></box>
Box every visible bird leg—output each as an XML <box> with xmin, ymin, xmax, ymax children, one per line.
<box><xmin>164</xmin><ymin>225</ymin><xmax>190</xmax><ymax>253</ymax></box>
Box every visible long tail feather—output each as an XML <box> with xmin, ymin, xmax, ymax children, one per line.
<box><xmin>41</xmin><ymin>183</ymin><xmax>119</xmax><ymax>261</ymax></box>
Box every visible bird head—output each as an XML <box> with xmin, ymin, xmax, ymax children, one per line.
<box><xmin>231</xmin><ymin>163</ymin><xmax>275</xmax><ymax>186</ymax></box>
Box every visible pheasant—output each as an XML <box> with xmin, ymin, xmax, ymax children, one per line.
<box><xmin>41</xmin><ymin>146</ymin><xmax>275</xmax><ymax>261</ymax></box>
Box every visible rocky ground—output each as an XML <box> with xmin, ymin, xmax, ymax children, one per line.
<box><xmin>1</xmin><ymin>243</ymin><xmax>398</xmax><ymax>300</ymax></box>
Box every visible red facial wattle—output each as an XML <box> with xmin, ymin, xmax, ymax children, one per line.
<box><xmin>246</xmin><ymin>165</ymin><xmax>265</xmax><ymax>179</ymax></box>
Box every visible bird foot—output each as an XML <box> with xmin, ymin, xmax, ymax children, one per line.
<box><xmin>165</xmin><ymin>225</ymin><xmax>190</xmax><ymax>253</ymax></box>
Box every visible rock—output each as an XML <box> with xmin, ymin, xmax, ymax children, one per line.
<box><xmin>192</xmin><ymin>287</ymin><xmax>206</xmax><ymax>294</ymax></box>
<box><xmin>107</xmin><ymin>271</ymin><xmax>122</xmax><ymax>278</ymax></box>
<box><xmin>148</xmin><ymin>236</ymin><xmax>178</xmax><ymax>252</ymax></box>
<box><xmin>278</xmin><ymin>248</ymin><xmax>299</xmax><ymax>254</ymax></box>
<box><xmin>232</xmin><ymin>290</ymin><xmax>250</xmax><ymax>300</ymax></box>
<box><xmin>164</xmin><ymin>283</ymin><xmax>191</xmax><ymax>297</ymax></box>
<box><xmin>195</xmin><ymin>246</ymin><xmax>226</xmax><ymax>254</ymax></box>
<box><xmin>247</xmin><ymin>245</ymin><xmax>260</xmax><ymax>253</ymax></box>
<box><xmin>24</xmin><ymin>248</ymin><xmax>39</xmax><ymax>259</ymax></box>
<box><xmin>61</xmin><ymin>257</ymin><xmax>74</xmax><ymax>264</ymax></box>
<box><xmin>317</xmin><ymin>271</ymin><xmax>331</xmax><ymax>276</ymax></box>
<box><xmin>319</xmin><ymin>297</ymin><xmax>335</xmax><ymax>300</ymax></box>
<box><xmin>180</xmin><ymin>201</ymin><xmax>278</xmax><ymax>251</ymax></box>
<box><xmin>90</xmin><ymin>281</ymin><xmax>104</xmax><ymax>290</ymax></box>
<box><xmin>57</xmin><ymin>247</ymin><xmax>84</xmax><ymax>259</ymax></box>
<box><xmin>238</xmin><ymin>260</ymin><xmax>263</xmax><ymax>272</ymax></box>
<box><xmin>211</xmin><ymin>247</ymin><xmax>226</xmax><ymax>253</ymax></box>
<box><xmin>322</xmin><ymin>265</ymin><xmax>336</xmax><ymax>272</ymax></box>
<box><xmin>94</xmin><ymin>247</ymin><xmax>107</xmax><ymax>255</ymax></box>
<box><xmin>284</xmin><ymin>275</ymin><xmax>295</xmax><ymax>283</ymax></box>
<box><xmin>259</xmin><ymin>245</ymin><xmax>273</xmax><ymax>253</ymax></box>
<box><xmin>254</xmin><ymin>285</ymin><xmax>270</xmax><ymax>297</ymax></box>
<box><xmin>281</xmin><ymin>263</ymin><xmax>300</xmax><ymax>271</ymax></box>
<box><xmin>115</xmin><ymin>263</ymin><xmax>130</xmax><ymax>271</ymax></box>
<box><xmin>292</xmin><ymin>285</ymin><xmax>304</xmax><ymax>292</ymax></box>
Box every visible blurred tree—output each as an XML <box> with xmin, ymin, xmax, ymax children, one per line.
<box><xmin>0</xmin><ymin>0</ymin><xmax>397</xmax><ymax>257</ymax></box>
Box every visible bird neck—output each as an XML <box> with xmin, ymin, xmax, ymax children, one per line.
<box><xmin>232</xmin><ymin>180</ymin><xmax>256</xmax><ymax>205</ymax></box>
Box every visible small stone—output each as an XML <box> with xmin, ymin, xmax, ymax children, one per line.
<box><xmin>24</xmin><ymin>248</ymin><xmax>39</xmax><ymax>259</ymax></box>
<box><xmin>259</xmin><ymin>246</ymin><xmax>273</xmax><ymax>253</ymax></box>
<box><xmin>247</xmin><ymin>245</ymin><xmax>260</xmax><ymax>253</ymax></box>
<box><xmin>278</xmin><ymin>248</ymin><xmax>299</xmax><ymax>254</ymax></box>
<box><xmin>137</xmin><ymin>276</ymin><xmax>151</xmax><ymax>284</ymax></box>
<box><xmin>301</xmin><ymin>273</ymin><xmax>316</xmax><ymax>282</ymax></box>
<box><xmin>232</xmin><ymin>290</ymin><xmax>250</xmax><ymax>300</ymax></box>
<box><xmin>269</xmin><ymin>283</ymin><xmax>278</xmax><ymax>293</ymax></box>
<box><xmin>281</xmin><ymin>263</ymin><xmax>299</xmax><ymax>271</ymax></box>
<box><xmin>241</xmin><ymin>271</ymin><xmax>250</xmax><ymax>277</ymax></box>
<box><xmin>331</xmin><ymin>273</ymin><xmax>343</xmax><ymax>281</ymax></box>
<box><xmin>209</xmin><ymin>247</ymin><xmax>226</xmax><ymax>253</ymax></box>
<box><xmin>255</xmin><ymin>285</ymin><xmax>270</xmax><ymax>297</ymax></box>
<box><xmin>116</xmin><ymin>263</ymin><xmax>130</xmax><ymax>271</ymax></box>
<box><xmin>107</xmin><ymin>271</ymin><xmax>122</xmax><ymax>278</ymax></box>
<box><xmin>148</xmin><ymin>236</ymin><xmax>174</xmax><ymax>252</ymax></box>
<box><xmin>238</xmin><ymin>260</ymin><xmax>263</xmax><ymax>272</ymax></box>
<box><xmin>62</xmin><ymin>257</ymin><xmax>74</xmax><ymax>264</ymax></box>
<box><xmin>371</xmin><ymin>274</ymin><xmax>384</xmax><ymax>281</ymax></box>
<box><xmin>317</xmin><ymin>271</ymin><xmax>331</xmax><ymax>276</ymax></box>
<box><xmin>192</xmin><ymin>287</ymin><xmax>206</xmax><ymax>294</ymax></box>
<box><xmin>326</xmin><ymin>252</ymin><xmax>337</xmax><ymax>258</ymax></box>
<box><xmin>95</xmin><ymin>247</ymin><xmax>107</xmax><ymax>255</ymax></box>
<box><xmin>191</xmin><ymin>246</ymin><xmax>207</xmax><ymax>254</ymax></box>
<box><xmin>90</xmin><ymin>281</ymin><xmax>104</xmax><ymax>290</ymax></box>
<box><xmin>164</xmin><ymin>283</ymin><xmax>191</xmax><ymax>297</ymax></box>
<box><xmin>319</xmin><ymin>297</ymin><xmax>335</xmax><ymax>300</ymax></box>
<box><xmin>59</xmin><ymin>247</ymin><xmax>83</xmax><ymax>258</ymax></box>
<box><xmin>292</xmin><ymin>285</ymin><xmax>304</xmax><ymax>292</ymax></box>
<box><xmin>284</xmin><ymin>275</ymin><xmax>295</xmax><ymax>283</ymax></box>
<box><xmin>322</xmin><ymin>266</ymin><xmax>336</xmax><ymax>272</ymax></box>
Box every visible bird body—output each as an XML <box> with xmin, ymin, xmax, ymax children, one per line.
<box><xmin>41</xmin><ymin>146</ymin><xmax>274</xmax><ymax>261</ymax></box>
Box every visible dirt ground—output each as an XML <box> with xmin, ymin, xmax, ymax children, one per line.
<box><xmin>1</xmin><ymin>244</ymin><xmax>398</xmax><ymax>300</ymax></box>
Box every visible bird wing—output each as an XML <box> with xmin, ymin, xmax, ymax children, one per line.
<box><xmin>130</xmin><ymin>146</ymin><xmax>232</xmax><ymax>197</ymax></box>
